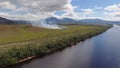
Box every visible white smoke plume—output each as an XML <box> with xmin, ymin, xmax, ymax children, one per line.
<box><xmin>32</xmin><ymin>20</ymin><xmax>64</xmax><ymax>29</ymax></box>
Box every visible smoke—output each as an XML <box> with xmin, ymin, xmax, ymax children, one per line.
<box><xmin>40</xmin><ymin>21</ymin><xmax>62</xmax><ymax>29</ymax></box>
<box><xmin>32</xmin><ymin>20</ymin><xmax>65</xmax><ymax>29</ymax></box>
<box><xmin>113</xmin><ymin>24</ymin><xmax>120</xmax><ymax>27</ymax></box>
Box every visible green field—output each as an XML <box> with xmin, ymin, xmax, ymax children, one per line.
<box><xmin>0</xmin><ymin>24</ymin><xmax>111</xmax><ymax>67</ymax></box>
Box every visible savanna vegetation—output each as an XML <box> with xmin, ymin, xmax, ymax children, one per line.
<box><xmin>0</xmin><ymin>24</ymin><xmax>111</xmax><ymax>67</ymax></box>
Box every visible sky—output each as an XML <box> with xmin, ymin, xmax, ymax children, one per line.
<box><xmin>0</xmin><ymin>0</ymin><xmax>120</xmax><ymax>21</ymax></box>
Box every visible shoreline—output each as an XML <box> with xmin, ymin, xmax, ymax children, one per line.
<box><xmin>0</xmin><ymin>25</ymin><xmax>112</xmax><ymax>68</ymax></box>
<box><xmin>5</xmin><ymin>26</ymin><xmax>112</xmax><ymax>68</ymax></box>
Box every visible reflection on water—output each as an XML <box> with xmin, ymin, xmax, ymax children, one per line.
<box><xmin>14</xmin><ymin>25</ymin><xmax>120</xmax><ymax>68</ymax></box>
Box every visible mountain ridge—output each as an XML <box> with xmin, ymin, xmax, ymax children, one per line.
<box><xmin>45</xmin><ymin>17</ymin><xmax>120</xmax><ymax>25</ymax></box>
<box><xmin>0</xmin><ymin>17</ymin><xmax>120</xmax><ymax>25</ymax></box>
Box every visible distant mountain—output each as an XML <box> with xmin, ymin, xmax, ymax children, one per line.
<box><xmin>45</xmin><ymin>17</ymin><xmax>78</xmax><ymax>25</ymax></box>
<box><xmin>0</xmin><ymin>16</ymin><xmax>120</xmax><ymax>25</ymax></box>
<box><xmin>45</xmin><ymin>17</ymin><xmax>120</xmax><ymax>25</ymax></box>
<box><xmin>12</xmin><ymin>20</ymin><xmax>31</xmax><ymax>25</ymax></box>
<box><xmin>0</xmin><ymin>17</ymin><xmax>15</xmax><ymax>24</ymax></box>
<box><xmin>78</xmin><ymin>19</ymin><xmax>120</xmax><ymax>25</ymax></box>
<box><xmin>0</xmin><ymin>17</ymin><xmax>31</xmax><ymax>25</ymax></box>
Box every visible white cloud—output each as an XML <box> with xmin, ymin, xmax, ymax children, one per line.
<box><xmin>60</xmin><ymin>11</ymin><xmax>80</xmax><ymax>19</ymax></box>
<box><xmin>0</xmin><ymin>1</ymin><xmax>16</xmax><ymax>10</ymax></box>
<box><xmin>81</xmin><ymin>9</ymin><xmax>93</xmax><ymax>12</ymax></box>
<box><xmin>104</xmin><ymin>4</ymin><xmax>120</xmax><ymax>11</ymax></box>
<box><xmin>0</xmin><ymin>12</ymin><xmax>55</xmax><ymax>20</ymax></box>
<box><xmin>104</xmin><ymin>11</ymin><xmax>120</xmax><ymax>17</ymax></box>
<box><xmin>104</xmin><ymin>4</ymin><xmax>120</xmax><ymax>21</ymax></box>
<box><xmin>94</xmin><ymin>6</ymin><xmax>102</xmax><ymax>10</ymax></box>
<box><xmin>104</xmin><ymin>11</ymin><xmax>120</xmax><ymax>20</ymax></box>
<box><xmin>61</xmin><ymin>2</ymin><xmax>79</xmax><ymax>19</ymax></box>
<box><xmin>81</xmin><ymin>9</ymin><xmax>96</xmax><ymax>14</ymax></box>
<box><xmin>64</xmin><ymin>3</ymin><xmax>76</xmax><ymax>12</ymax></box>
<box><xmin>1</xmin><ymin>0</ymin><xmax>120</xmax><ymax>21</ymax></box>
<box><xmin>0</xmin><ymin>0</ymin><xmax>75</xmax><ymax>13</ymax></box>
<box><xmin>0</xmin><ymin>0</ymin><xmax>77</xmax><ymax>20</ymax></box>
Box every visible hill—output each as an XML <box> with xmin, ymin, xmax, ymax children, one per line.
<box><xmin>0</xmin><ymin>17</ymin><xmax>15</xmax><ymax>24</ymax></box>
<box><xmin>0</xmin><ymin>16</ymin><xmax>120</xmax><ymax>25</ymax></box>
<box><xmin>0</xmin><ymin>17</ymin><xmax>31</xmax><ymax>25</ymax></box>
<box><xmin>45</xmin><ymin>17</ymin><xmax>120</xmax><ymax>25</ymax></box>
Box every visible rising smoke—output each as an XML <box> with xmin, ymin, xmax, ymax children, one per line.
<box><xmin>32</xmin><ymin>20</ymin><xmax>65</xmax><ymax>29</ymax></box>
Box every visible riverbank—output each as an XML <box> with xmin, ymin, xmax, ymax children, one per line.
<box><xmin>0</xmin><ymin>25</ymin><xmax>111</xmax><ymax>67</ymax></box>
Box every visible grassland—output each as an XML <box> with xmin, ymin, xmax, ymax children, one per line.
<box><xmin>0</xmin><ymin>24</ymin><xmax>111</xmax><ymax>67</ymax></box>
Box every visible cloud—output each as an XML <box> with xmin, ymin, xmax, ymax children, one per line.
<box><xmin>80</xmin><ymin>8</ymin><xmax>98</xmax><ymax>17</ymax></box>
<box><xmin>104</xmin><ymin>11</ymin><xmax>120</xmax><ymax>17</ymax></box>
<box><xmin>0</xmin><ymin>0</ymin><xmax>77</xmax><ymax>20</ymax></box>
<box><xmin>59</xmin><ymin>11</ymin><xmax>80</xmax><ymax>19</ymax></box>
<box><xmin>94</xmin><ymin>6</ymin><xmax>102</xmax><ymax>10</ymax></box>
<box><xmin>59</xmin><ymin>1</ymin><xmax>79</xmax><ymax>19</ymax></box>
<box><xmin>114</xmin><ymin>15</ymin><xmax>120</xmax><ymax>17</ymax></box>
<box><xmin>81</xmin><ymin>9</ymin><xmax>94</xmax><ymax>14</ymax></box>
<box><xmin>0</xmin><ymin>12</ymin><xmax>56</xmax><ymax>20</ymax></box>
<box><xmin>0</xmin><ymin>1</ymin><xmax>16</xmax><ymax>10</ymax></box>
<box><xmin>1</xmin><ymin>0</ymin><xmax>120</xmax><ymax>21</ymax></box>
<box><xmin>104</xmin><ymin>4</ymin><xmax>120</xmax><ymax>11</ymax></box>
<box><xmin>0</xmin><ymin>0</ymin><xmax>72</xmax><ymax>12</ymax></box>
<box><xmin>104</xmin><ymin>11</ymin><xmax>120</xmax><ymax>21</ymax></box>
<box><xmin>104</xmin><ymin>4</ymin><xmax>120</xmax><ymax>21</ymax></box>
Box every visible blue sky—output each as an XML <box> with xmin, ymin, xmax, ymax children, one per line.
<box><xmin>0</xmin><ymin>0</ymin><xmax>120</xmax><ymax>21</ymax></box>
<box><xmin>55</xmin><ymin>0</ymin><xmax>120</xmax><ymax>21</ymax></box>
<box><xmin>72</xmin><ymin>0</ymin><xmax>120</xmax><ymax>9</ymax></box>
<box><xmin>70</xmin><ymin>0</ymin><xmax>120</xmax><ymax>20</ymax></box>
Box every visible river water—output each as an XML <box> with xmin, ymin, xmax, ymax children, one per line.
<box><xmin>13</xmin><ymin>25</ymin><xmax>120</xmax><ymax>68</ymax></box>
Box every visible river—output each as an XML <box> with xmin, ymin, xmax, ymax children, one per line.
<box><xmin>13</xmin><ymin>25</ymin><xmax>120</xmax><ymax>68</ymax></box>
